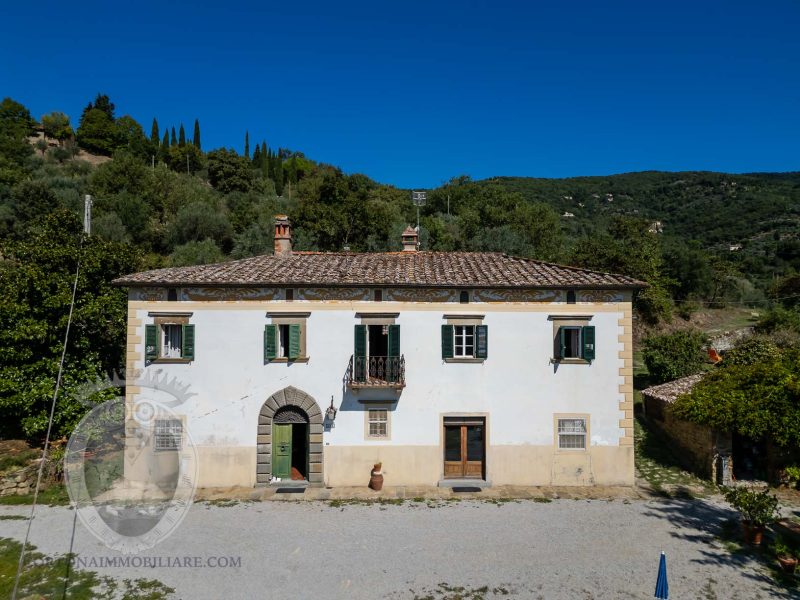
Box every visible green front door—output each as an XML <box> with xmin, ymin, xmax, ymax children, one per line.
<box><xmin>273</xmin><ymin>424</ymin><xmax>292</xmax><ymax>479</ymax></box>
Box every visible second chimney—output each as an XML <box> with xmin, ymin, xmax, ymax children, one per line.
<box><xmin>401</xmin><ymin>226</ymin><xmax>418</xmax><ymax>252</ymax></box>
<box><xmin>274</xmin><ymin>215</ymin><xmax>292</xmax><ymax>256</ymax></box>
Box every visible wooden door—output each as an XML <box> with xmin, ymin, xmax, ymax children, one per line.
<box><xmin>273</xmin><ymin>424</ymin><xmax>292</xmax><ymax>479</ymax></box>
<box><xmin>443</xmin><ymin>420</ymin><xmax>485</xmax><ymax>478</ymax></box>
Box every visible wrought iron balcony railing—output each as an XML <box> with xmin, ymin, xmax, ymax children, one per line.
<box><xmin>347</xmin><ymin>355</ymin><xmax>406</xmax><ymax>388</ymax></box>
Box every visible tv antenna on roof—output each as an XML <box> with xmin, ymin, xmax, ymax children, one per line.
<box><xmin>411</xmin><ymin>190</ymin><xmax>426</xmax><ymax>231</ymax></box>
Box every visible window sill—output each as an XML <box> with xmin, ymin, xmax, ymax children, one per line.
<box><xmin>444</xmin><ymin>358</ymin><xmax>486</xmax><ymax>364</ymax></box>
<box><xmin>150</xmin><ymin>358</ymin><xmax>192</xmax><ymax>364</ymax></box>
<box><xmin>267</xmin><ymin>357</ymin><xmax>310</xmax><ymax>364</ymax></box>
<box><xmin>553</xmin><ymin>358</ymin><xmax>591</xmax><ymax>365</ymax></box>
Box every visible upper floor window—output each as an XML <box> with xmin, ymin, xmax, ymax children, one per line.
<box><xmin>264</xmin><ymin>312</ymin><xmax>310</xmax><ymax>362</ymax></box>
<box><xmin>167</xmin><ymin>288</ymin><xmax>178</xmax><ymax>302</ymax></box>
<box><xmin>454</xmin><ymin>325</ymin><xmax>475</xmax><ymax>357</ymax></box>
<box><xmin>566</xmin><ymin>290</ymin><xmax>576</xmax><ymax>304</ymax></box>
<box><xmin>145</xmin><ymin>313</ymin><xmax>194</xmax><ymax>364</ymax></box>
<box><xmin>285</xmin><ymin>288</ymin><xmax>294</xmax><ymax>301</ymax></box>
<box><xmin>556</xmin><ymin>325</ymin><xmax>595</xmax><ymax>361</ymax></box>
<box><xmin>374</xmin><ymin>289</ymin><xmax>383</xmax><ymax>302</ymax></box>
<box><xmin>549</xmin><ymin>315</ymin><xmax>595</xmax><ymax>363</ymax></box>
<box><xmin>442</xmin><ymin>315</ymin><xmax>487</xmax><ymax>361</ymax></box>
<box><xmin>459</xmin><ymin>290</ymin><xmax>470</xmax><ymax>304</ymax></box>
<box><xmin>161</xmin><ymin>324</ymin><xmax>183</xmax><ymax>358</ymax></box>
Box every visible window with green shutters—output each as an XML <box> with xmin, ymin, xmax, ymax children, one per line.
<box><xmin>145</xmin><ymin>320</ymin><xmax>194</xmax><ymax>363</ymax></box>
<box><xmin>265</xmin><ymin>321</ymin><xmax>306</xmax><ymax>362</ymax></box>
<box><xmin>556</xmin><ymin>325</ymin><xmax>595</xmax><ymax>362</ymax></box>
<box><xmin>442</xmin><ymin>322</ymin><xmax>487</xmax><ymax>361</ymax></box>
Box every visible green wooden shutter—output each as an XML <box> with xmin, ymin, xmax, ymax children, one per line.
<box><xmin>582</xmin><ymin>325</ymin><xmax>595</xmax><ymax>361</ymax></box>
<box><xmin>558</xmin><ymin>326</ymin><xmax>566</xmax><ymax>359</ymax></box>
<box><xmin>288</xmin><ymin>324</ymin><xmax>301</xmax><ymax>359</ymax></box>
<box><xmin>145</xmin><ymin>324</ymin><xmax>158</xmax><ymax>363</ymax></box>
<box><xmin>441</xmin><ymin>325</ymin><xmax>454</xmax><ymax>360</ymax></box>
<box><xmin>182</xmin><ymin>324</ymin><xmax>195</xmax><ymax>360</ymax></box>
<box><xmin>387</xmin><ymin>325</ymin><xmax>400</xmax><ymax>358</ymax></box>
<box><xmin>475</xmin><ymin>324</ymin><xmax>488</xmax><ymax>359</ymax></box>
<box><xmin>387</xmin><ymin>324</ymin><xmax>400</xmax><ymax>383</ymax></box>
<box><xmin>354</xmin><ymin>324</ymin><xmax>367</xmax><ymax>382</ymax></box>
<box><xmin>264</xmin><ymin>324</ymin><xmax>277</xmax><ymax>361</ymax></box>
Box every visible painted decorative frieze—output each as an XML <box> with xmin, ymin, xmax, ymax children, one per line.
<box><xmin>129</xmin><ymin>287</ymin><xmax>166</xmax><ymax>301</ymax></box>
<box><xmin>299</xmin><ymin>288</ymin><xmax>370</xmax><ymax>301</ymax></box>
<box><xmin>183</xmin><ymin>287</ymin><xmax>278</xmax><ymax>301</ymax></box>
<box><xmin>472</xmin><ymin>289</ymin><xmax>564</xmax><ymax>303</ymax></box>
<box><xmin>577</xmin><ymin>290</ymin><xmax>625</xmax><ymax>304</ymax></box>
<box><xmin>386</xmin><ymin>288</ymin><xmax>457</xmax><ymax>302</ymax></box>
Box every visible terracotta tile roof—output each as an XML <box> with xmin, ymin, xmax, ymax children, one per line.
<box><xmin>641</xmin><ymin>373</ymin><xmax>707</xmax><ymax>404</ymax></box>
<box><xmin>113</xmin><ymin>251</ymin><xmax>646</xmax><ymax>289</ymax></box>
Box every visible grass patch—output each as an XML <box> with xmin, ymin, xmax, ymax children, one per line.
<box><xmin>204</xmin><ymin>499</ymin><xmax>240</xmax><ymax>508</ymax></box>
<box><xmin>0</xmin><ymin>448</ymin><xmax>39</xmax><ymax>474</ymax></box>
<box><xmin>0</xmin><ymin>483</ymin><xmax>70</xmax><ymax>506</ymax></box>
<box><xmin>0</xmin><ymin>515</ymin><xmax>27</xmax><ymax>520</ymax></box>
<box><xmin>532</xmin><ymin>497</ymin><xmax>552</xmax><ymax>503</ymax></box>
<box><xmin>0</xmin><ymin>536</ymin><xmax>174</xmax><ymax>599</ymax></box>
<box><xmin>634</xmin><ymin>417</ymin><xmax>715</xmax><ymax>497</ymax></box>
<box><xmin>412</xmin><ymin>582</ymin><xmax>514</xmax><ymax>600</ymax></box>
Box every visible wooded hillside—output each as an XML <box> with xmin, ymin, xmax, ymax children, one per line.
<box><xmin>1</xmin><ymin>93</ymin><xmax>798</xmax><ymax>442</ymax></box>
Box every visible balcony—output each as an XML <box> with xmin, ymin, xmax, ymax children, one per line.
<box><xmin>347</xmin><ymin>355</ymin><xmax>406</xmax><ymax>389</ymax></box>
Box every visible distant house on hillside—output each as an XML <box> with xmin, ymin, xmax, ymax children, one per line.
<box><xmin>114</xmin><ymin>216</ymin><xmax>644</xmax><ymax>490</ymax></box>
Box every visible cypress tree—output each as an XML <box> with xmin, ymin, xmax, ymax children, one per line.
<box><xmin>274</xmin><ymin>154</ymin><xmax>284</xmax><ymax>196</ymax></box>
<box><xmin>259</xmin><ymin>142</ymin><xmax>269</xmax><ymax>179</ymax></box>
<box><xmin>150</xmin><ymin>118</ymin><xmax>159</xmax><ymax>146</ymax></box>
<box><xmin>193</xmin><ymin>119</ymin><xmax>201</xmax><ymax>150</ymax></box>
<box><xmin>179</xmin><ymin>124</ymin><xmax>186</xmax><ymax>147</ymax></box>
<box><xmin>160</xmin><ymin>131</ymin><xmax>170</xmax><ymax>162</ymax></box>
<box><xmin>252</xmin><ymin>144</ymin><xmax>261</xmax><ymax>165</ymax></box>
<box><xmin>170</xmin><ymin>126</ymin><xmax>177</xmax><ymax>147</ymax></box>
<box><xmin>244</xmin><ymin>131</ymin><xmax>250</xmax><ymax>158</ymax></box>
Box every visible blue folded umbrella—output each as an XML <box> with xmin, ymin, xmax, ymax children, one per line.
<box><xmin>654</xmin><ymin>551</ymin><xmax>669</xmax><ymax>599</ymax></box>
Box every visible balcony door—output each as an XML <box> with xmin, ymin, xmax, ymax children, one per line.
<box><xmin>443</xmin><ymin>417</ymin><xmax>485</xmax><ymax>479</ymax></box>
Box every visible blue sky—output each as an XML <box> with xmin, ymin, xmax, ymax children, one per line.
<box><xmin>2</xmin><ymin>1</ymin><xmax>798</xmax><ymax>188</ymax></box>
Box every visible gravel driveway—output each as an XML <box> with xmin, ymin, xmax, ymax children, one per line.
<box><xmin>0</xmin><ymin>497</ymin><xmax>794</xmax><ymax>599</ymax></box>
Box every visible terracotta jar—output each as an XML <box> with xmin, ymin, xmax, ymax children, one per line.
<box><xmin>742</xmin><ymin>521</ymin><xmax>765</xmax><ymax>546</ymax></box>
<box><xmin>369</xmin><ymin>463</ymin><xmax>383</xmax><ymax>491</ymax></box>
<box><xmin>778</xmin><ymin>555</ymin><xmax>798</xmax><ymax>574</ymax></box>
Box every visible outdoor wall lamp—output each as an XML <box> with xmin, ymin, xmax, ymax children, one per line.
<box><xmin>325</xmin><ymin>396</ymin><xmax>337</xmax><ymax>421</ymax></box>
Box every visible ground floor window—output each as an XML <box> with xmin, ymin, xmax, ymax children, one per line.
<box><xmin>367</xmin><ymin>409</ymin><xmax>389</xmax><ymax>438</ymax></box>
<box><xmin>557</xmin><ymin>418</ymin><xmax>587</xmax><ymax>450</ymax></box>
<box><xmin>155</xmin><ymin>419</ymin><xmax>182</xmax><ymax>451</ymax></box>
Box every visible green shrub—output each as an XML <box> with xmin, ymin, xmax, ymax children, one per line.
<box><xmin>756</xmin><ymin>306</ymin><xmax>800</xmax><ymax>334</ymax></box>
<box><xmin>642</xmin><ymin>330</ymin><xmax>707</xmax><ymax>384</ymax></box>
<box><xmin>724</xmin><ymin>336</ymin><xmax>780</xmax><ymax>367</ymax></box>
<box><xmin>723</xmin><ymin>486</ymin><xmax>780</xmax><ymax>526</ymax></box>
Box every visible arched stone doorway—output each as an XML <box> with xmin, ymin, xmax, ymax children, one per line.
<box><xmin>257</xmin><ymin>387</ymin><xmax>323</xmax><ymax>485</ymax></box>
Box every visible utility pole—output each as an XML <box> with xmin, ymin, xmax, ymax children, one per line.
<box><xmin>411</xmin><ymin>190</ymin><xmax>427</xmax><ymax>233</ymax></box>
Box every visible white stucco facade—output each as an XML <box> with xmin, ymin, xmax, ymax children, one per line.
<box><xmin>124</xmin><ymin>290</ymin><xmax>635</xmax><ymax>489</ymax></box>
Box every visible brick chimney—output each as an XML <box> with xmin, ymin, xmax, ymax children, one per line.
<box><xmin>401</xmin><ymin>226</ymin><xmax>418</xmax><ymax>252</ymax></box>
<box><xmin>274</xmin><ymin>215</ymin><xmax>292</xmax><ymax>256</ymax></box>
